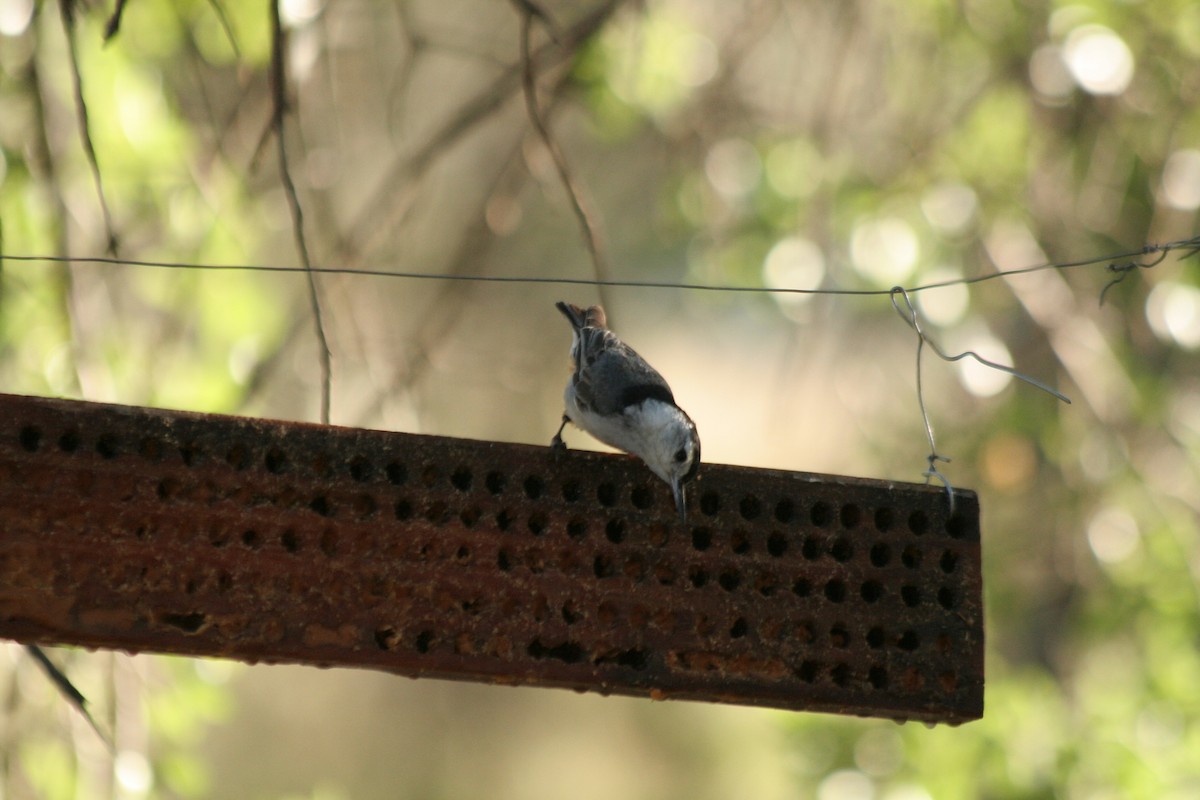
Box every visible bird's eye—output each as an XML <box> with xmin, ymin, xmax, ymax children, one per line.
<box><xmin>674</xmin><ymin>448</ymin><xmax>687</xmax><ymax>463</ymax></box>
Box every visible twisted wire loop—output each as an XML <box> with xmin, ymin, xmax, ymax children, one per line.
<box><xmin>889</xmin><ymin>286</ymin><xmax>1071</xmax><ymax>514</ymax></box>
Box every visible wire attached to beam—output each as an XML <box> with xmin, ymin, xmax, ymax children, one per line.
<box><xmin>889</xmin><ymin>286</ymin><xmax>1071</xmax><ymax>511</ymax></box>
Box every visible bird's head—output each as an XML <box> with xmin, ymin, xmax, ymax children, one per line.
<box><xmin>640</xmin><ymin>406</ymin><xmax>700</xmax><ymax>523</ymax></box>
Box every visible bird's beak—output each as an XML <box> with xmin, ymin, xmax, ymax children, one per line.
<box><xmin>672</xmin><ymin>477</ymin><xmax>687</xmax><ymax>524</ymax></box>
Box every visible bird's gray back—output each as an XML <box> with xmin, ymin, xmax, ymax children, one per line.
<box><xmin>574</xmin><ymin>332</ymin><xmax>674</xmax><ymax>416</ymax></box>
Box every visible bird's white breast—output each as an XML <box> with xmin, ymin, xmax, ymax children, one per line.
<box><xmin>563</xmin><ymin>385</ymin><xmax>682</xmax><ymax>485</ymax></box>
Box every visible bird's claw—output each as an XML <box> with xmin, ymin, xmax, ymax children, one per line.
<box><xmin>550</xmin><ymin>414</ymin><xmax>570</xmax><ymax>458</ymax></box>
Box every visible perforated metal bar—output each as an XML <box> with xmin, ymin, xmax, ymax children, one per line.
<box><xmin>0</xmin><ymin>393</ymin><xmax>983</xmax><ymax>722</ymax></box>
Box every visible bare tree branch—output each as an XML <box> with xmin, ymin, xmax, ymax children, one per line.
<box><xmin>58</xmin><ymin>0</ymin><xmax>120</xmax><ymax>255</ymax></box>
<box><xmin>339</xmin><ymin>0</ymin><xmax>625</xmax><ymax>263</ymax></box>
<box><xmin>205</xmin><ymin>0</ymin><xmax>242</xmax><ymax>60</ymax></box>
<box><xmin>26</xmin><ymin>645</ymin><xmax>112</xmax><ymax>750</ymax></box>
<box><xmin>269</xmin><ymin>0</ymin><xmax>333</xmax><ymax>424</ymax></box>
<box><xmin>103</xmin><ymin>0</ymin><xmax>131</xmax><ymax>41</ymax></box>
<box><xmin>25</xmin><ymin>31</ymin><xmax>83</xmax><ymax>396</ymax></box>
<box><xmin>353</xmin><ymin>138</ymin><xmax>531</xmax><ymax>424</ymax></box>
<box><xmin>512</xmin><ymin>0</ymin><xmax>613</xmax><ymax>314</ymax></box>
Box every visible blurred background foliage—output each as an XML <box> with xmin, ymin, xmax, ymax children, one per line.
<box><xmin>1</xmin><ymin>0</ymin><xmax>1199</xmax><ymax>797</ymax></box>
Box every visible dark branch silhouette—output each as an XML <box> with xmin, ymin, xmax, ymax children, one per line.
<box><xmin>58</xmin><ymin>0</ymin><xmax>120</xmax><ymax>255</ymax></box>
<box><xmin>269</xmin><ymin>0</ymin><xmax>333</xmax><ymax>424</ymax></box>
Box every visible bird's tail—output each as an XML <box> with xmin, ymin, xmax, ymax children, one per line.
<box><xmin>556</xmin><ymin>301</ymin><xmax>607</xmax><ymax>330</ymax></box>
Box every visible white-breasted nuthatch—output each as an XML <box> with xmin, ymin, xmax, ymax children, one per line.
<box><xmin>551</xmin><ymin>302</ymin><xmax>700</xmax><ymax>521</ymax></box>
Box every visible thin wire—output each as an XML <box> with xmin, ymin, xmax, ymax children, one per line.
<box><xmin>4</xmin><ymin>235</ymin><xmax>1193</xmax><ymax>505</ymax></box>
<box><xmin>888</xmin><ymin>286</ymin><xmax>1072</xmax><ymax>513</ymax></box>
<box><xmin>889</xmin><ymin>288</ymin><xmax>956</xmax><ymax>510</ymax></box>
<box><xmin>893</xmin><ymin>287</ymin><xmax>1071</xmax><ymax>405</ymax></box>
<box><xmin>3</xmin><ymin>232</ymin><xmax>1197</xmax><ymax>296</ymax></box>
<box><xmin>1099</xmin><ymin>248</ymin><xmax>1171</xmax><ymax>306</ymax></box>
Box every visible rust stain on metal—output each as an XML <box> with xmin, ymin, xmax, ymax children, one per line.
<box><xmin>0</xmin><ymin>393</ymin><xmax>983</xmax><ymax>722</ymax></box>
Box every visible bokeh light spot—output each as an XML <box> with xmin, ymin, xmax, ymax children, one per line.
<box><xmin>115</xmin><ymin>750</ymin><xmax>154</xmax><ymax>795</ymax></box>
<box><xmin>955</xmin><ymin>331</ymin><xmax>1013</xmax><ymax>397</ymax></box>
<box><xmin>115</xmin><ymin>70</ymin><xmax>168</xmax><ymax>149</ymax></box>
<box><xmin>1028</xmin><ymin>44</ymin><xmax>1074</xmax><ymax>100</ymax></box>
<box><xmin>850</xmin><ymin>217</ymin><xmax>919</xmax><ymax>286</ymax></box>
<box><xmin>817</xmin><ymin>769</ymin><xmax>874</xmax><ymax>800</ymax></box>
<box><xmin>1087</xmin><ymin>507</ymin><xmax>1139</xmax><ymax>564</ymax></box>
<box><xmin>916</xmin><ymin>268</ymin><xmax>969</xmax><ymax>326</ymax></box>
<box><xmin>765</xmin><ymin>139</ymin><xmax>820</xmax><ymax>199</ymax></box>
<box><xmin>1146</xmin><ymin>281</ymin><xmax>1200</xmax><ymax>349</ymax></box>
<box><xmin>1160</xmin><ymin>149</ymin><xmax>1200</xmax><ymax>211</ymax></box>
<box><xmin>0</xmin><ymin>0</ymin><xmax>33</xmax><ymax>37</ymax></box>
<box><xmin>853</xmin><ymin>727</ymin><xmax>903</xmax><ymax>778</ymax></box>
<box><xmin>763</xmin><ymin>236</ymin><xmax>825</xmax><ymax>317</ymax></box>
<box><xmin>680</xmin><ymin>32</ymin><xmax>719</xmax><ymax>88</ymax></box>
<box><xmin>982</xmin><ymin>433</ymin><xmax>1036</xmax><ymax>492</ymax></box>
<box><xmin>281</xmin><ymin>0</ymin><xmax>323</xmax><ymax>27</ymax></box>
<box><xmin>921</xmin><ymin>183</ymin><xmax>978</xmax><ymax>237</ymax></box>
<box><xmin>705</xmin><ymin>138</ymin><xmax>762</xmax><ymax>200</ymax></box>
<box><xmin>1064</xmin><ymin>25</ymin><xmax>1134</xmax><ymax>95</ymax></box>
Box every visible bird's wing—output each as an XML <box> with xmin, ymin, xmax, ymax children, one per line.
<box><xmin>575</xmin><ymin>337</ymin><xmax>675</xmax><ymax>416</ymax></box>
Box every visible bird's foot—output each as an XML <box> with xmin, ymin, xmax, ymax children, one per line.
<box><xmin>550</xmin><ymin>414</ymin><xmax>570</xmax><ymax>457</ymax></box>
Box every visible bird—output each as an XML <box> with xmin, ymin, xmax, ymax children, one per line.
<box><xmin>551</xmin><ymin>302</ymin><xmax>700</xmax><ymax>522</ymax></box>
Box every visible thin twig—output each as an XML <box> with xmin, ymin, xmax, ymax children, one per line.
<box><xmin>513</xmin><ymin>0</ymin><xmax>612</xmax><ymax>313</ymax></box>
<box><xmin>25</xmin><ymin>33</ymin><xmax>84</xmax><ymax>395</ymax></box>
<box><xmin>511</xmin><ymin>0</ymin><xmax>563</xmax><ymax>42</ymax></box>
<box><xmin>385</xmin><ymin>2</ymin><xmax>422</xmax><ymax>142</ymax></box>
<box><xmin>205</xmin><ymin>0</ymin><xmax>242</xmax><ymax>60</ymax></box>
<box><xmin>339</xmin><ymin>0</ymin><xmax>625</xmax><ymax>262</ymax></box>
<box><xmin>354</xmin><ymin>138</ymin><xmax>532</xmax><ymax>424</ymax></box>
<box><xmin>26</xmin><ymin>645</ymin><xmax>113</xmax><ymax>750</ymax></box>
<box><xmin>58</xmin><ymin>0</ymin><xmax>120</xmax><ymax>255</ymax></box>
<box><xmin>269</xmin><ymin>0</ymin><xmax>332</xmax><ymax>425</ymax></box>
<box><xmin>103</xmin><ymin>0</ymin><xmax>131</xmax><ymax>41</ymax></box>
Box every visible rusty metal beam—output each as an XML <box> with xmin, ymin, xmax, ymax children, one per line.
<box><xmin>0</xmin><ymin>393</ymin><xmax>983</xmax><ymax>723</ymax></box>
